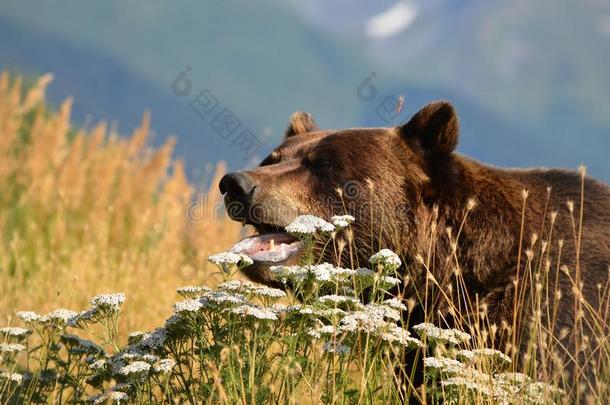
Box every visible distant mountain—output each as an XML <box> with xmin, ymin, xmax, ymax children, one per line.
<box><xmin>1</xmin><ymin>0</ymin><xmax>608</xmax><ymax>180</ymax></box>
<box><xmin>0</xmin><ymin>0</ymin><xmax>373</xmax><ymax>178</ymax></box>
<box><xmin>289</xmin><ymin>0</ymin><xmax>610</xmax><ymax>179</ymax></box>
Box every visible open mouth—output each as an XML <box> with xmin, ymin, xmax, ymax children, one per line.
<box><xmin>229</xmin><ymin>224</ymin><xmax>303</xmax><ymax>265</ymax></box>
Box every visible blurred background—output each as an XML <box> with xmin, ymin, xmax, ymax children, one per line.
<box><xmin>1</xmin><ymin>0</ymin><xmax>609</xmax><ymax>181</ymax></box>
<box><xmin>1</xmin><ymin>0</ymin><xmax>609</xmax><ymax>332</ymax></box>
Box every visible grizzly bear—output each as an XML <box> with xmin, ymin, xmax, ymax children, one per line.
<box><xmin>219</xmin><ymin>101</ymin><xmax>610</xmax><ymax>397</ymax></box>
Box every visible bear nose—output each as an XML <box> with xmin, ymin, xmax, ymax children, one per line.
<box><xmin>219</xmin><ymin>172</ymin><xmax>254</xmax><ymax>202</ymax></box>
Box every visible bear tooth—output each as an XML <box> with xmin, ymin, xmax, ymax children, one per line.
<box><xmin>269</xmin><ymin>239</ymin><xmax>275</xmax><ymax>251</ymax></box>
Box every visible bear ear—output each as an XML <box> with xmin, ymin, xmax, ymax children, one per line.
<box><xmin>285</xmin><ymin>111</ymin><xmax>319</xmax><ymax>138</ymax></box>
<box><xmin>398</xmin><ymin>101</ymin><xmax>459</xmax><ymax>155</ymax></box>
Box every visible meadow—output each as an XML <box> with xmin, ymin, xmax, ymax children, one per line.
<box><xmin>0</xmin><ymin>71</ymin><xmax>241</xmax><ymax>333</ymax></box>
<box><xmin>0</xmin><ymin>72</ymin><xmax>608</xmax><ymax>403</ymax></box>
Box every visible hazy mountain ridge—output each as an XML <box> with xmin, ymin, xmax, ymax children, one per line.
<box><xmin>1</xmin><ymin>0</ymin><xmax>608</xmax><ymax>180</ymax></box>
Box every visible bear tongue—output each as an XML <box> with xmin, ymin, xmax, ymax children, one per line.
<box><xmin>229</xmin><ymin>232</ymin><xmax>302</xmax><ymax>264</ymax></box>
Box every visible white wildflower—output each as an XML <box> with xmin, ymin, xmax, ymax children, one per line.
<box><xmin>457</xmin><ymin>348</ymin><xmax>511</xmax><ymax>365</ymax></box>
<box><xmin>0</xmin><ymin>342</ymin><xmax>26</xmax><ymax>353</ymax></box>
<box><xmin>364</xmin><ymin>303</ymin><xmax>401</xmax><ymax>322</ymax></box>
<box><xmin>353</xmin><ymin>268</ymin><xmax>400</xmax><ymax>288</ymax></box>
<box><xmin>173</xmin><ymin>299</ymin><xmax>205</xmax><ymax>314</ymax></box>
<box><xmin>203</xmin><ymin>290</ymin><xmax>246</xmax><ymax>306</ymax></box>
<box><xmin>153</xmin><ymin>358</ymin><xmax>176</xmax><ymax>374</ymax></box>
<box><xmin>354</xmin><ymin>267</ymin><xmax>375</xmax><ymax>278</ymax></box>
<box><xmin>424</xmin><ymin>357</ymin><xmax>463</xmax><ymax>374</ymax></box>
<box><xmin>322</xmin><ymin>340</ymin><xmax>350</xmax><ymax>354</ymax></box>
<box><xmin>142</xmin><ymin>354</ymin><xmax>160</xmax><ymax>364</ymax></box>
<box><xmin>229</xmin><ymin>304</ymin><xmax>278</xmax><ymax>321</ymax></box>
<box><xmin>331</xmin><ymin>214</ymin><xmax>355</xmax><ymax>229</ymax></box>
<box><xmin>69</xmin><ymin>306</ymin><xmax>102</xmax><ymax>327</ymax></box>
<box><xmin>16</xmin><ymin>311</ymin><xmax>41</xmax><ymax>324</ymax></box>
<box><xmin>164</xmin><ymin>314</ymin><xmax>182</xmax><ymax>328</ymax></box>
<box><xmin>208</xmin><ymin>252</ymin><xmax>252</xmax><ymax>269</ymax></box>
<box><xmin>382</xmin><ymin>298</ymin><xmax>407</xmax><ymax>311</ymax></box>
<box><xmin>381</xmin><ymin>324</ymin><xmax>422</xmax><ymax>348</ymax></box>
<box><xmin>381</xmin><ymin>276</ymin><xmax>401</xmax><ymax>286</ymax></box>
<box><xmin>176</xmin><ymin>285</ymin><xmax>213</xmax><ymax>299</ymax></box>
<box><xmin>217</xmin><ymin>280</ymin><xmax>254</xmax><ymax>291</ymax></box>
<box><xmin>89</xmin><ymin>359</ymin><xmax>107</xmax><ymax>371</ymax></box>
<box><xmin>270</xmin><ymin>304</ymin><xmax>301</xmax><ymax>316</ymax></box>
<box><xmin>270</xmin><ymin>263</ymin><xmax>355</xmax><ymax>285</ymax></box>
<box><xmin>339</xmin><ymin>310</ymin><xmax>388</xmax><ymax>334</ymax></box>
<box><xmin>412</xmin><ymin>323</ymin><xmax>471</xmax><ymax>345</ymax></box>
<box><xmin>369</xmin><ymin>249</ymin><xmax>402</xmax><ymax>268</ymax></box>
<box><xmin>127</xmin><ymin>331</ymin><xmax>146</xmax><ymax>344</ymax></box>
<box><xmin>249</xmin><ymin>286</ymin><xmax>286</xmax><ymax>299</ymax></box>
<box><xmin>318</xmin><ymin>295</ymin><xmax>361</xmax><ymax>306</ymax></box>
<box><xmin>41</xmin><ymin>309</ymin><xmax>78</xmax><ymax>326</ymax></box>
<box><xmin>0</xmin><ymin>327</ymin><xmax>31</xmax><ymax>338</ymax></box>
<box><xmin>495</xmin><ymin>372</ymin><xmax>531</xmax><ymax>386</ymax></box>
<box><xmin>139</xmin><ymin>328</ymin><xmax>167</xmax><ymax>350</ymax></box>
<box><xmin>451</xmin><ymin>329</ymin><xmax>472</xmax><ymax>344</ymax></box>
<box><xmin>308</xmin><ymin>325</ymin><xmax>339</xmax><ymax>339</ymax></box>
<box><xmin>91</xmin><ymin>293</ymin><xmax>126</xmax><ymax>312</ymax></box>
<box><xmin>441</xmin><ymin>377</ymin><xmax>494</xmax><ymax>398</ymax></box>
<box><xmin>219</xmin><ymin>281</ymin><xmax>286</xmax><ymax>299</ymax></box>
<box><xmin>524</xmin><ymin>381</ymin><xmax>564</xmax><ymax>403</ymax></box>
<box><xmin>299</xmin><ymin>306</ymin><xmax>347</xmax><ymax>318</ymax></box>
<box><xmin>456</xmin><ymin>349</ymin><xmax>475</xmax><ymax>361</ymax></box>
<box><xmin>0</xmin><ymin>371</ymin><xmax>23</xmax><ymax>384</ymax></box>
<box><xmin>108</xmin><ymin>391</ymin><xmax>129</xmax><ymax>403</ymax></box>
<box><xmin>119</xmin><ymin>361</ymin><xmax>151</xmax><ymax>376</ymax></box>
<box><xmin>285</xmin><ymin>215</ymin><xmax>335</xmax><ymax>236</ymax></box>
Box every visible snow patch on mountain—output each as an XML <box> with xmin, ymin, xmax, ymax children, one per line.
<box><xmin>365</xmin><ymin>1</ymin><xmax>418</xmax><ymax>39</ymax></box>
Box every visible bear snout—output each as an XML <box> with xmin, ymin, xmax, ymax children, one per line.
<box><xmin>219</xmin><ymin>172</ymin><xmax>256</xmax><ymax>220</ymax></box>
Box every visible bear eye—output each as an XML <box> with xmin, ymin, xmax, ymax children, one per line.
<box><xmin>311</xmin><ymin>159</ymin><xmax>333</xmax><ymax>171</ymax></box>
<box><xmin>260</xmin><ymin>152</ymin><xmax>281</xmax><ymax>167</ymax></box>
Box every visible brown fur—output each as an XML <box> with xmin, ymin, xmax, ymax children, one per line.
<box><xmin>221</xmin><ymin>101</ymin><xmax>610</xmax><ymax>391</ymax></box>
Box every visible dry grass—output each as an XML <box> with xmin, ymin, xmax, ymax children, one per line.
<box><xmin>0</xmin><ymin>71</ymin><xmax>242</xmax><ymax>334</ymax></box>
<box><xmin>2</xmin><ymin>71</ymin><xmax>609</xmax><ymax>403</ymax></box>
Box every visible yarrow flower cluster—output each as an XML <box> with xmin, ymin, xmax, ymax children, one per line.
<box><xmin>1</xmin><ymin>212</ymin><xmax>563</xmax><ymax>404</ymax></box>
<box><xmin>317</xmin><ymin>294</ymin><xmax>361</xmax><ymax>306</ymax></box>
<box><xmin>331</xmin><ymin>214</ymin><xmax>355</xmax><ymax>229</ymax></box>
<box><xmin>153</xmin><ymin>358</ymin><xmax>176</xmax><ymax>374</ymax></box>
<box><xmin>0</xmin><ymin>326</ymin><xmax>31</xmax><ymax>339</ymax></box>
<box><xmin>176</xmin><ymin>285</ymin><xmax>213</xmax><ymax>299</ymax></box>
<box><xmin>369</xmin><ymin>249</ymin><xmax>402</xmax><ymax>269</ymax></box>
<box><xmin>91</xmin><ymin>293</ymin><xmax>126</xmax><ymax>313</ymax></box>
<box><xmin>285</xmin><ymin>215</ymin><xmax>335</xmax><ymax>236</ymax></box>
<box><xmin>118</xmin><ymin>360</ymin><xmax>151</xmax><ymax>376</ymax></box>
<box><xmin>228</xmin><ymin>303</ymin><xmax>278</xmax><ymax>321</ymax></box>
<box><xmin>208</xmin><ymin>252</ymin><xmax>253</xmax><ymax>269</ymax></box>
<box><xmin>412</xmin><ymin>322</ymin><xmax>471</xmax><ymax>345</ymax></box>
<box><xmin>0</xmin><ymin>371</ymin><xmax>24</xmax><ymax>384</ymax></box>
<box><xmin>456</xmin><ymin>348</ymin><xmax>512</xmax><ymax>365</ymax></box>
<box><xmin>218</xmin><ymin>280</ymin><xmax>286</xmax><ymax>299</ymax></box>
<box><xmin>16</xmin><ymin>311</ymin><xmax>41</xmax><ymax>324</ymax></box>
<box><xmin>270</xmin><ymin>263</ymin><xmax>356</xmax><ymax>286</ymax></box>
<box><xmin>41</xmin><ymin>309</ymin><xmax>78</xmax><ymax>326</ymax></box>
<box><xmin>0</xmin><ymin>342</ymin><xmax>26</xmax><ymax>353</ymax></box>
<box><xmin>354</xmin><ymin>267</ymin><xmax>401</xmax><ymax>288</ymax></box>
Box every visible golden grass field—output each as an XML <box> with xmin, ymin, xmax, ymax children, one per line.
<box><xmin>0</xmin><ymin>71</ymin><xmax>242</xmax><ymax>334</ymax></box>
<box><xmin>1</xmin><ymin>71</ymin><xmax>609</xmax><ymax>403</ymax></box>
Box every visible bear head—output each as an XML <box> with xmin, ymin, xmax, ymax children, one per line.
<box><xmin>219</xmin><ymin>101</ymin><xmax>463</xmax><ymax>289</ymax></box>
